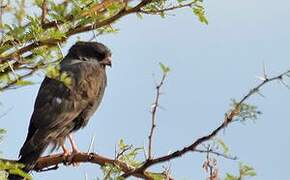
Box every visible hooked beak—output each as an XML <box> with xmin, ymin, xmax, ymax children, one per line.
<box><xmin>100</xmin><ymin>56</ymin><xmax>112</xmax><ymax>67</ymax></box>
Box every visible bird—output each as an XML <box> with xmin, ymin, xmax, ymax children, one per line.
<box><xmin>8</xmin><ymin>41</ymin><xmax>112</xmax><ymax>179</ymax></box>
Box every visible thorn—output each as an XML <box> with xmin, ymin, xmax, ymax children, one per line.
<box><xmin>114</xmin><ymin>144</ymin><xmax>117</xmax><ymax>159</ymax></box>
<box><xmin>84</xmin><ymin>172</ymin><xmax>88</xmax><ymax>180</ymax></box>
<box><xmin>158</xmin><ymin>105</ymin><xmax>166</xmax><ymax>111</ymax></box>
<box><xmin>280</xmin><ymin>79</ymin><xmax>290</xmax><ymax>90</ymax></box>
<box><xmin>256</xmin><ymin>76</ymin><xmax>266</xmax><ymax>81</ymax></box>
<box><xmin>143</xmin><ymin>143</ymin><xmax>148</xmax><ymax>159</ymax></box>
<box><xmin>0</xmin><ymin>106</ymin><xmax>13</xmax><ymax>119</ymax></box>
<box><xmin>87</xmin><ymin>134</ymin><xmax>96</xmax><ymax>153</ymax></box>
<box><xmin>262</xmin><ymin>62</ymin><xmax>267</xmax><ymax>80</ymax></box>
<box><xmin>8</xmin><ymin>61</ymin><xmax>18</xmax><ymax>80</ymax></box>
<box><xmin>57</xmin><ymin>43</ymin><xmax>64</xmax><ymax>58</ymax></box>
<box><xmin>256</xmin><ymin>91</ymin><xmax>266</xmax><ymax>98</ymax></box>
<box><xmin>151</xmin><ymin>103</ymin><xmax>157</xmax><ymax>110</ymax></box>
<box><xmin>152</xmin><ymin>73</ymin><xmax>158</xmax><ymax>86</ymax></box>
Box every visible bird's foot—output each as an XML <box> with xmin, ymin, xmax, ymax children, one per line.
<box><xmin>61</xmin><ymin>145</ymin><xmax>74</xmax><ymax>166</ymax></box>
<box><xmin>70</xmin><ymin>148</ymin><xmax>81</xmax><ymax>167</ymax></box>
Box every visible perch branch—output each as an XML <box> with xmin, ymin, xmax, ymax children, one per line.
<box><xmin>0</xmin><ymin>152</ymin><xmax>152</xmax><ymax>179</ymax></box>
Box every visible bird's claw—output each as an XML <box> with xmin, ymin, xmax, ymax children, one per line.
<box><xmin>62</xmin><ymin>147</ymin><xmax>81</xmax><ymax>167</ymax></box>
<box><xmin>64</xmin><ymin>151</ymin><xmax>80</xmax><ymax>167</ymax></box>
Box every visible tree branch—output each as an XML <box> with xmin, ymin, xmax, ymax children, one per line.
<box><xmin>0</xmin><ymin>0</ymin><xmax>153</xmax><ymax>63</ymax></box>
<box><xmin>0</xmin><ymin>152</ymin><xmax>153</xmax><ymax>179</ymax></box>
<box><xmin>41</xmin><ymin>0</ymin><xmax>47</xmax><ymax>25</ymax></box>
<box><xmin>194</xmin><ymin>149</ymin><xmax>237</xmax><ymax>161</ymax></box>
<box><xmin>120</xmin><ymin>70</ymin><xmax>290</xmax><ymax>178</ymax></box>
<box><xmin>0</xmin><ymin>69</ymin><xmax>37</xmax><ymax>91</ymax></box>
<box><xmin>140</xmin><ymin>1</ymin><xmax>196</xmax><ymax>14</ymax></box>
<box><xmin>148</xmin><ymin>73</ymin><xmax>167</xmax><ymax>159</ymax></box>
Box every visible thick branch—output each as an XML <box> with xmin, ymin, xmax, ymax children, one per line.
<box><xmin>0</xmin><ymin>152</ymin><xmax>152</xmax><ymax>179</ymax></box>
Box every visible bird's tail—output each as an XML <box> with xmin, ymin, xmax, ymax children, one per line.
<box><xmin>8</xmin><ymin>143</ymin><xmax>48</xmax><ymax>180</ymax></box>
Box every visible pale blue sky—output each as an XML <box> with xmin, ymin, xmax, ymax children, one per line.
<box><xmin>1</xmin><ymin>0</ymin><xmax>290</xmax><ymax>179</ymax></box>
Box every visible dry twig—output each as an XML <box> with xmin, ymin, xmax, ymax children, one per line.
<box><xmin>148</xmin><ymin>72</ymin><xmax>167</xmax><ymax>159</ymax></box>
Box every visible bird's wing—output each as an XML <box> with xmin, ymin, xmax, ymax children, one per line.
<box><xmin>69</xmin><ymin>60</ymin><xmax>107</xmax><ymax>131</ymax></box>
<box><xmin>20</xmin><ymin>60</ymin><xmax>106</xmax><ymax>157</ymax></box>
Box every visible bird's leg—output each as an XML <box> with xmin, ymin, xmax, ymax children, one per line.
<box><xmin>61</xmin><ymin>144</ymin><xmax>69</xmax><ymax>156</ymax></box>
<box><xmin>61</xmin><ymin>144</ymin><xmax>71</xmax><ymax>166</ymax></box>
<box><xmin>68</xmin><ymin>134</ymin><xmax>80</xmax><ymax>166</ymax></box>
<box><xmin>68</xmin><ymin>134</ymin><xmax>80</xmax><ymax>154</ymax></box>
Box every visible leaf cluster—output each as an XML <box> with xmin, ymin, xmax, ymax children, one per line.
<box><xmin>230</xmin><ymin>99</ymin><xmax>262</xmax><ymax>122</ymax></box>
<box><xmin>0</xmin><ymin>0</ymin><xmax>207</xmax><ymax>91</ymax></box>
<box><xmin>0</xmin><ymin>161</ymin><xmax>32</xmax><ymax>180</ymax></box>
<box><xmin>225</xmin><ymin>163</ymin><xmax>256</xmax><ymax>180</ymax></box>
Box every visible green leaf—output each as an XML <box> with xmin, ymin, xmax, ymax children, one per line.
<box><xmin>159</xmin><ymin>62</ymin><xmax>170</xmax><ymax>74</ymax></box>
<box><xmin>118</xmin><ymin>139</ymin><xmax>127</xmax><ymax>151</ymax></box>
<box><xmin>60</xmin><ymin>72</ymin><xmax>72</xmax><ymax>88</ymax></box>
<box><xmin>192</xmin><ymin>6</ymin><xmax>208</xmax><ymax>25</ymax></box>
<box><xmin>147</xmin><ymin>172</ymin><xmax>166</xmax><ymax>180</ymax></box>
<box><xmin>225</xmin><ymin>163</ymin><xmax>256</xmax><ymax>180</ymax></box>
<box><xmin>230</xmin><ymin>99</ymin><xmax>262</xmax><ymax>122</ymax></box>
<box><xmin>46</xmin><ymin>65</ymin><xmax>61</xmax><ymax>79</ymax></box>
<box><xmin>0</xmin><ymin>129</ymin><xmax>6</xmax><ymax>142</ymax></box>
<box><xmin>15</xmin><ymin>80</ymin><xmax>34</xmax><ymax>86</ymax></box>
<box><xmin>215</xmin><ymin>138</ymin><xmax>229</xmax><ymax>155</ymax></box>
<box><xmin>239</xmin><ymin>163</ymin><xmax>256</xmax><ymax>177</ymax></box>
<box><xmin>136</xmin><ymin>12</ymin><xmax>143</xmax><ymax>19</ymax></box>
<box><xmin>0</xmin><ymin>161</ymin><xmax>32</xmax><ymax>180</ymax></box>
<box><xmin>177</xmin><ymin>0</ymin><xmax>187</xmax><ymax>3</ymax></box>
<box><xmin>225</xmin><ymin>173</ymin><xmax>238</xmax><ymax>180</ymax></box>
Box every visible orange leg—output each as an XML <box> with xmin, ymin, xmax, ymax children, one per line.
<box><xmin>61</xmin><ymin>144</ymin><xmax>69</xmax><ymax>156</ymax></box>
<box><xmin>68</xmin><ymin>134</ymin><xmax>80</xmax><ymax>166</ymax></box>
<box><xmin>68</xmin><ymin>134</ymin><xmax>80</xmax><ymax>154</ymax></box>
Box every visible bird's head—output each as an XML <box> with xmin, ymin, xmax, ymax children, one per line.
<box><xmin>67</xmin><ymin>41</ymin><xmax>112</xmax><ymax>67</ymax></box>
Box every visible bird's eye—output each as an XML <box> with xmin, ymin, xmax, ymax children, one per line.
<box><xmin>95</xmin><ymin>51</ymin><xmax>106</xmax><ymax>60</ymax></box>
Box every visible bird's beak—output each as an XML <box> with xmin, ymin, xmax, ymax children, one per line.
<box><xmin>100</xmin><ymin>56</ymin><xmax>112</xmax><ymax>67</ymax></box>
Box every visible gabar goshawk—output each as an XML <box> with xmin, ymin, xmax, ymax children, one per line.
<box><xmin>9</xmin><ymin>41</ymin><xmax>112</xmax><ymax>179</ymax></box>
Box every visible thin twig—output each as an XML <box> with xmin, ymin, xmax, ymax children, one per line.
<box><xmin>148</xmin><ymin>73</ymin><xmax>167</xmax><ymax>159</ymax></box>
<box><xmin>104</xmin><ymin>144</ymin><xmax>132</xmax><ymax>180</ymax></box>
<box><xmin>0</xmin><ymin>107</ymin><xmax>13</xmax><ymax>119</ymax></box>
<box><xmin>41</xmin><ymin>0</ymin><xmax>47</xmax><ymax>25</ymax></box>
<box><xmin>202</xmin><ymin>146</ymin><xmax>218</xmax><ymax>180</ymax></box>
<box><xmin>194</xmin><ymin>149</ymin><xmax>237</xmax><ymax>160</ymax></box>
<box><xmin>0</xmin><ymin>0</ymin><xmax>4</xmax><ymax>39</ymax></box>
<box><xmin>0</xmin><ymin>69</ymin><xmax>37</xmax><ymax>90</ymax></box>
<box><xmin>139</xmin><ymin>1</ymin><xmax>196</xmax><ymax>14</ymax></box>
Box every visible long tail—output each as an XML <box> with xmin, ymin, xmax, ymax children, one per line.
<box><xmin>8</xmin><ymin>143</ymin><xmax>48</xmax><ymax>180</ymax></box>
